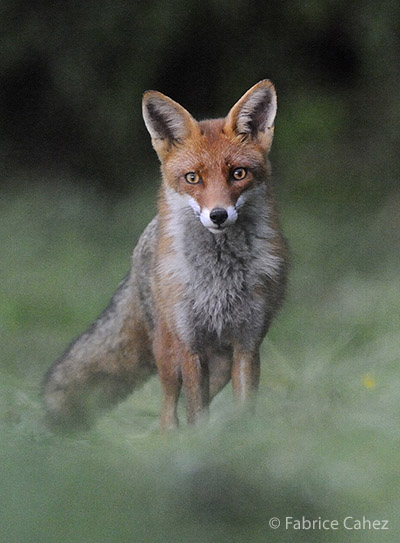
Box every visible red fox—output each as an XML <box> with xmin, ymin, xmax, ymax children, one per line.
<box><xmin>43</xmin><ymin>80</ymin><xmax>288</xmax><ymax>431</ymax></box>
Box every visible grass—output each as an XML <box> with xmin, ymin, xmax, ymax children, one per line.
<box><xmin>1</xmin><ymin>177</ymin><xmax>399</xmax><ymax>542</ymax></box>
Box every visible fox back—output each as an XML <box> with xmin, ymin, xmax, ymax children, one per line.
<box><xmin>43</xmin><ymin>80</ymin><xmax>288</xmax><ymax>432</ymax></box>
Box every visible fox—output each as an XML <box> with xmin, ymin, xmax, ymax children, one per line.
<box><xmin>43</xmin><ymin>80</ymin><xmax>289</xmax><ymax>432</ymax></box>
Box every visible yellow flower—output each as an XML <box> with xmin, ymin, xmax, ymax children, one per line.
<box><xmin>362</xmin><ymin>374</ymin><xmax>376</xmax><ymax>390</ymax></box>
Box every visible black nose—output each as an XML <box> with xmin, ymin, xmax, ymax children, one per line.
<box><xmin>209</xmin><ymin>208</ymin><xmax>228</xmax><ymax>226</ymax></box>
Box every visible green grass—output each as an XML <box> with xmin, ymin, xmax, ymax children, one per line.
<box><xmin>1</xmin><ymin>179</ymin><xmax>399</xmax><ymax>542</ymax></box>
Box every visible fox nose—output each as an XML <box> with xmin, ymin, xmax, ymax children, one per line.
<box><xmin>209</xmin><ymin>207</ymin><xmax>228</xmax><ymax>226</ymax></box>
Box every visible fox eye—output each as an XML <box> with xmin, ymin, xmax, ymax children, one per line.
<box><xmin>232</xmin><ymin>167</ymin><xmax>247</xmax><ymax>180</ymax></box>
<box><xmin>185</xmin><ymin>172</ymin><xmax>201</xmax><ymax>184</ymax></box>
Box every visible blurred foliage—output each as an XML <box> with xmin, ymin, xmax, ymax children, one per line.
<box><xmin>0</xmin><ymin>0</ymin><xmax>399</xmax><ymax>200</ymax></box>
<box><xmin>1</xmin><ymin>183</ymin><xmax>399</xmax><ymax>542</ymax></box>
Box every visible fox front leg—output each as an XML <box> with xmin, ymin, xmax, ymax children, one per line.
<box><xmin>154</xmin><ymin>324</ymin><xmax>182</xmax><ymax>431</ymax></box>
<box><xmin>231</xmin><ymin>350</ymin><xmax>260</xmax><ymax>404</ymax></box>
<box><xmin>159</xmin><ymin>364</ymin><xmax>182</xmax><ymax>432</ymax></box>
<box><xmin>154</xmin><ymin>324</ymin><xmax>210</xmax><ymax>430</ymax></box>
<box><xmin>180</xmin><ymin>349</ymin><xmax>210</xmax><ymax>425</ymax></box>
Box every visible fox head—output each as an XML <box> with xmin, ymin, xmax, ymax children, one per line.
<box><xmin>142</xmin><ymin>80</ymin><xmax>277</xmax><ymax>234</ymax></box>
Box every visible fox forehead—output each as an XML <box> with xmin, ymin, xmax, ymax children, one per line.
<box><xmin>162</xmin><ymin>118</ymin><xmax>266</xmax><ymax>175</ymax></box>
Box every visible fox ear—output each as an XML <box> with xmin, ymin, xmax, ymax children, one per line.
<box><xmin>142</xmin><ymin>91</ymin><xmax>198</xmax><ymax>159</ymax></box>
<box><xmin>225</xmin><ymin>80</ymin><xmax>277</xmax><ymax>152</ymax></box>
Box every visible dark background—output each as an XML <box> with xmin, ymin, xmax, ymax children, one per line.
<box><xmin>1</xmin><ymin>0</ymin><xmax>399</xmax><ymax>204</ymax></box>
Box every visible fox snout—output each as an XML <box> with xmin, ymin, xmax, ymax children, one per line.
<box><xmin>199</xmin><ymin>205</ymin><xmax>238</xmax><ymax>233</ymax></box>
<box><xmin>187</xmin><ymin>196</ymin><xmax>241</xmax><ymax>233</ymax></box>
<box><xmin>210</xmin><ymin>208</ymin><xmax>228</xmax><ymax>225</ymax></box>
<box><xmin>186</xmin><ymin>192</ymin><xmax>250</xmax><ymax>234</ymax></box>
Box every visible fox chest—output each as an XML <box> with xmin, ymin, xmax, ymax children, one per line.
<box><xmin>169</xmin><ymin>235</ymin><xmax>270</xmax><ymax>348</ymax></box>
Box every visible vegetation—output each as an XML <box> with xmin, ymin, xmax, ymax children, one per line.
<box><xmin>1</xmin><ymin>180</ymin><xmax>398</xmax><ymax>542</ymax></box>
